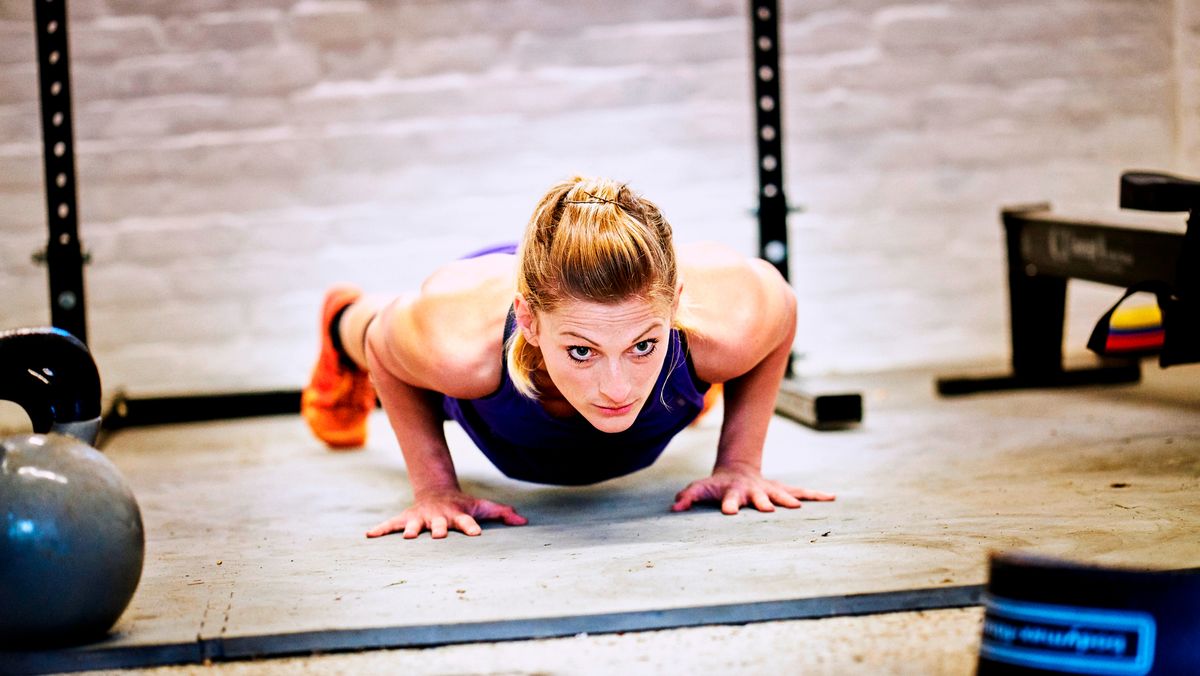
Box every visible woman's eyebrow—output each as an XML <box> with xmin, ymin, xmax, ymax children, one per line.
<box><xmin>559</xmin><ymin>322</ymin><xmax>663</xmax><ymax>346</ymax></box>
<box><xmin>632</xmin><ymin>322</ymin><xmax>663</xmax><ymax>341</ymax></box>
<box><xmin>560</xmin><ymin>331</ymin><xmax>599</xmax><ymax>346</ymax></box>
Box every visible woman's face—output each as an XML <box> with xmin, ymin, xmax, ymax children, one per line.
<box><xmin>519</xmin><ymin>296</ymin><xmax>672</xmax><ymax>433</ymax></box>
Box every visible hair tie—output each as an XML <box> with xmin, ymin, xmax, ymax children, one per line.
<box><xmin>563</xmin><ymin>191</ymin><xmax>621</xmax><ymax>207</ymax></box>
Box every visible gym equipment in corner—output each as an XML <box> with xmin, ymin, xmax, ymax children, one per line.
<box><xmin>0</xmin><ymin>433</ymin><xmax>145</xmax><ymax>648</ymax></box>
<box><xmin>0</xmin><ymin>327</ymin><xmax>143</xmax><ymax>648</ymax></box>
<box><xmin>938</xmin><ymin>170</ymin><xmax>1199</xmax><ymax>396</ymax></box>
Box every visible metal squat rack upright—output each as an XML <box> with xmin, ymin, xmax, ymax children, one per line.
<box><xmin>32</xmin><ymin>0</ymin><xmax>88</xmax><ymax>345</ymax></box>
<box><xmin>750</xmin><ymin>0</ymin><xmax>863</xmax><ymax>429</ymax></box>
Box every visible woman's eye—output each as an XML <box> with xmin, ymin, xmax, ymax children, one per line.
<box><xmin>567</xmin><ymin>346</ymin><xmax>593</xmax><ymax>361</ymax></box>
<box><xmin>632</xmin><ymin>339</ymin><xmax>657</xmax><ymax>357</ymax></box>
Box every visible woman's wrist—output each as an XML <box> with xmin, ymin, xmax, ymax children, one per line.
<box><xmin>713</xmin><ymin>455</ymin><xmax>761</xmax><ymax>474</ymax></box>
<box><xmin>411</xmin><ymin>474</ymin><xmax>461</xmax><ymax>499</ymax></box>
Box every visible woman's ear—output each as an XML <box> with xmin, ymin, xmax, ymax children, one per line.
<box><xmin>514</xmin><ymin>294</ymin><xmax>539</xmax><ymax>346</ymax></box>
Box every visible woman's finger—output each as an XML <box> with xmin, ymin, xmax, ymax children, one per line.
<box><xmin>671</xmin><ymin>487</ymin><xmax>695</xmax><ymax>510</ymax></box>
<box><xmin>476</xmin><ymin>501</ymin><xmax>529</xmax><ymax>526</ymax></box>
<box><xmin>768</xmin><ymin>488</ymin><xmax>803</xmax><ymax>509</ymax></box>
<box><xmin>671</xmin><ymin>492</ymin><xmax>698</xmax><ymax>512</ymax></box>
<box><xmin>750</xmin><ymin>490</ymin><xmax>776</xmax><ymax>512</ymax></box>
<box><xmin>501</xmin><ymin>509</ymin><xmax>529</xmax><ymax>526</ymax></box>
<box><xmin>402</xmin><ymin>517</ymin><xmax>424</xmax><ymax>539</ymax></box>
<box><xmin>365</xmin><ymin>516</ymin><xmax>401</xmax><ymax>538</ymax></box>
<box><xmin>454</xmin><ymin>513</ymin><xmax>482</xmax><ymax>536</ymax></box>
<box><xmin>493</xmin><ymin>505</ymin><xmax>529</xmax><ymax>527</ymax></box>
<box><xmin>671</xmin><ymin>482</ymin><xmax>711</xmax><ymax>511</ymax></box>
<box><xmin>430</xmin><ymin>516</ymin><xmax>449</xmax><ymax>539</ymax></box>
<box><xmin>721</xmin><ymin>490</ymin><xmax>743</xmax><ymax>515</ymax></box>
<box><xmin>788</xmin><ymin>487</ymin><xmax>836</xmax><ymax>501</ymax></box>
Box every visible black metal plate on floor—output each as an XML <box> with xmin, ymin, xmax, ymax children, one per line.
<box><xmin>101</xmin><ymin>391</ymin><xmax>304</xmax><ymax>432</ymax></box>
<box><xmin>936</xmin><ymin>363</ymin><xmax>1143</xmax><ymax>397</ymax></box>
<box><xmin>775</xmin><ymin>378</ymin><xmax>863</xmax><ymax>430</ymax></box>
<box><xmin>0</xmin><ymin>584</ymin><xmax>983</xmax><ymax>675</ymax></box>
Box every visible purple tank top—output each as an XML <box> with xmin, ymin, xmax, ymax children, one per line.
<box><xmin>442</xmin><ymin>313</ymin><xmax>710</xmax><ymax>485</ymax></box>
<box><xmin>441</xmin><ymin>241</ymin><xmax>710</xmax><ymax>485</ymax></box>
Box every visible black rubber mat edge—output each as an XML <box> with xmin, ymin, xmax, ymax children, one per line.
<box><xmin>101</xmin><ymin>390</ymin><xmax>304</xmax><ymax>432</ymax></box>
<box><xmin>1</xmin><ymin>584</ymin><xmax>984</xmax><ymax>675</ymax></box>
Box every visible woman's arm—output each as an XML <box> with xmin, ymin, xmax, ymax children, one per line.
<box><xmin>363</xmin><ymin>256</ymin><xmax>528</xmax><ymax>539</ymax></box>
<box><xmin>712</xmin><ymin>273</ymin><xmax>794</xmax><ymax>473</ymax></box>
<box><xmin>364</xmin><ymin>343</ymin><xmax>526</xmax><ymax>538</ymax></box>
<box><xmin>672</xmin><ymin>244</ymin><xmax>835</xmax><ymax>514</ymax></box>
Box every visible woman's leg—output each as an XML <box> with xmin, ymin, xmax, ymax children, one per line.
<box><xmin>302</xmin><ymin>285</ymin><xmax>384</xmax><ymax>449</ymax></box>
<box><xmin>336</xmin><ymin>293</ymin><xmax>386</xmax><ymax>371</ymax></box>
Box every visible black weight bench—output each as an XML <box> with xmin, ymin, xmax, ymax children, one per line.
<box><xmin>939</xmin><ymin>171</ymin><xmax>1199</xmax><ymax>395</ymax></box>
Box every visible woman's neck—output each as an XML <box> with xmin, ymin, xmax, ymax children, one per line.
<box><xmin>530</xmin><ymin>369</ymin><xmax>578</xmax><ymax>418</ymax></box>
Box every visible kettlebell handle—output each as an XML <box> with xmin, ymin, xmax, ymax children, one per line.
<box><xmin>0</xmin><ymin>327</ymin><xmax>102</xmax><ymax>445</ymax></box>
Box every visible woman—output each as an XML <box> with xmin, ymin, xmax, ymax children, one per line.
<box><xmin>302</xmin><ymin>176</ymin><xmax>834</xmax><ymax>539</ymax></box>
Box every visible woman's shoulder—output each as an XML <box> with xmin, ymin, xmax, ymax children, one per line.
<box><xmin>419</xmin><ymin>252</ymin><xmax>516</xmax><ymax>302</ymax></box>
<box><xmin>372</xmin><ymin>254</ymin><xmax>516</xmax><ymax>398</ymax></box>
<box><xmin>677</xmin><ymin>242</ymin><xmax>796</xmax><ymax>383</ymax></box>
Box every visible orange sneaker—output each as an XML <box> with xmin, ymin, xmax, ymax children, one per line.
<box><xmin>691</xmin><ymin>382</ymin><xmax>723</xmax><ymax>426</ymax></box>
<box><xmin>301</xmin><ymin>284</ymin><xmax>377</xmax><ymax>449</ymax></box>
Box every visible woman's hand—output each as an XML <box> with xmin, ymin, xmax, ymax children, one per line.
<box><xmin>671</xmin><ymin>462</ymin><xmax>835</xmax><ymax>515</ymax></box>
<box><xmin>366</xmin><ymin>489</ymin><xmax>528</xmax><ymax>539</ymax></box>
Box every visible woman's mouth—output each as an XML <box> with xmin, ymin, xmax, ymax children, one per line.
<box><xmin>595</xmin><ymin>402</ymin><xmax>635</xmax><ymax>416</ymax></box>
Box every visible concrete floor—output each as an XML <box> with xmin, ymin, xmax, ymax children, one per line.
<box><xmin>17</xmin><ymin>362</ymin><xmax>1200</xmax><ymax>674</ymax></box>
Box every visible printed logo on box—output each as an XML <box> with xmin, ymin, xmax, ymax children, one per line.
<box><xmin>980</xmin><ymin>595</ymin><xmax>1156</xmax><ymax>676</ymax></box>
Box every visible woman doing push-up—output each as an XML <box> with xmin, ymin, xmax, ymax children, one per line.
<box><xmin>301</xmin><ymin>176</ymin><xmax>833</xmax><ymax>539</ymax></box>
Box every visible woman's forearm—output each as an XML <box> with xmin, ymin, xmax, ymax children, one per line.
<box><xmin>366</xmin><ymin>345</ymin><xmax>461</xmax><ymax>496</ymax></box>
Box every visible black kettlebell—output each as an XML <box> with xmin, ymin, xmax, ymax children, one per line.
<box><xmin>0</xmin><ymin>327</ymin><xmax>144</xmax><ymax>647</ymax></box>
<box><xmin>0</xmin><ymin>433</ymin><xmax>146</xmax><ymax>647</ymax></box>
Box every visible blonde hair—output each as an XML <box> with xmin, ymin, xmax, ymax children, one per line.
<box><xmin>506</xmin><ymin>176</ymin><xmax>680</xmax><ymax>398</ymax></box>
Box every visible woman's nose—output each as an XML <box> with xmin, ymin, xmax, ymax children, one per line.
<box><xmin>598</xmin><ymin>361</ymin><xmax>632</xmax><ymax>403</ymax></box>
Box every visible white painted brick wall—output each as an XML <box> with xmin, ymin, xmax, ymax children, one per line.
<box><xmin>1179</xmin><ymin>0</ymin><xmax>1200</xmax><ymax>173</ymax></box>
<box><xmin>0</xmin><ymin>0</ymin><xmax>1193</xmax><ymax>397</ymax></box>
